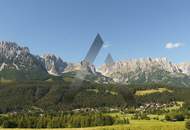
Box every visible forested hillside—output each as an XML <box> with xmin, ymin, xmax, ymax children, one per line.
<box><xmin>1</xmin><ymin>79</ymin><xmax>190</xmax><ymax>114</ymax></box>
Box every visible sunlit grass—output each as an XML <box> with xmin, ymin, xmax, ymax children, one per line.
<box><xmin>135</xmin><ymin>88</ymin><xmax>173</xmax><ymax>96</ymax></box>
<box><xmin>0</xmin><ymin>120</ymin><xmax>185</xmax><ymax>130</ymax></box>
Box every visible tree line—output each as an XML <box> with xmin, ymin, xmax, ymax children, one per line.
<box><xmin>0</xmin><ymin>113</ymin><xmax>129</xmax><ymax>128</ymax></box>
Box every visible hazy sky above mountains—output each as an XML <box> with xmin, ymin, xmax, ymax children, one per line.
<box><xmin>0</xmin><ymin>0</ymin><xmax>190</xmax><ymax>66</ymax></box>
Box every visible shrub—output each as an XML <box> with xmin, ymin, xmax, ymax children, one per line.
<box><xmin>174</xmin><ymin>114</ymin><xmax>185</xmax><ymax>121</ymax></box>
<box><xmin>165</xmin><ymin>115</ymin><xmax>171</xmax><ymax>121</ymax></box>
<box><xmin>2</xmin><ymin>120</ymin><xmax>17</xmax><ymax>128</ymax></box>
<box><xmin>165</xmin><ymin>113</ymin><xmax>185</xmax><ymax>121</ymax></box>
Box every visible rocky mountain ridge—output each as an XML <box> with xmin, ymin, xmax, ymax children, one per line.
<box><xmin>98</xmin><ymin>57</ymin><xmax>190</xmax><ymax>86</ymax></box>
<box><xmin>0</xmin><ymin>41</ymin><xmax>101</xmax><ymax>80</ymax></box>
<box><xmin>98</xmin><ymin>57</ymin><xmax>184</xmax><ymax>75</ymax></box>
<box><xmin>0</xmin><ymin>41</ymin><xmax>48</xmax><ymax>80</ymax></box>
<box><xmin>1</xmin><ymin>41</ymin><xmax>190</xmax><ymax>86</ymax></box>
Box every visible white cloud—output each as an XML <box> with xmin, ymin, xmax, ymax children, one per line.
<box><xmin>103</xmin><ymin>43</ymin><xmax>112</xmax><ymax>48</ymax></box>
<box><xmin>165</xmin><ymin>42</ymin><xmax>183</xmax><ymax>49</ymax></box>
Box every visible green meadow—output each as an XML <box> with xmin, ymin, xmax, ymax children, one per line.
<box><xmin>0</xmin><ymin>120</ymin><xmax>185</xmax><ymax>130</ymax></box>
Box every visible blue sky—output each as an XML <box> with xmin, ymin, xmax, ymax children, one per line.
<box><xmin>0</xmin><ymin>0</ymin><xmax>190</xmax><ymax>66</ymax></box>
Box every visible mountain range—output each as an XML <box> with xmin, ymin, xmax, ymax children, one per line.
<box><xmin>1</xmin><ymin>41</ymin><xmax>190</xmax><ymax>87</ymax></box>
<box><xmin>98</xmin><ymin>58</ymin><xmax>190</xmax><ymax>87</ymax></box>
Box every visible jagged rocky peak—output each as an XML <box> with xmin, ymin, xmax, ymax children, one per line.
<box><xmin>0</xmin><ymin>41</ymin><xmax>33</xmax><ymax>71</ymax></box>
<box><xmin>0</xmin><ymin>41</ymin><xmax>29</xmax><ymax>52</ymax></box>
<box><xmin>0</xmin><ymin>41</ymin><xmax>34</xmax><ymax>69</ymax></box>
<box><xmin>0</xmin><ymin>41</ymin><xmax>47</xmax><ymax>73</ymax></box>
<box><xmin>0</xmin><ymin>41</ymin><xmax>30</xmax><ymax>59</ymax></box>
<box><xmin>0</xmin><ymin>41</ymin><xmax>48</xmax><ymax>80</ymax></box>
<box><xmin>42</xmin><ymin>54</ymin><xmax>68</xmax><ymax>76</ymax></box>
<box><xmin>80</xmin><ymin>60</ymin><xmax>96</xmax><ymax>74</ymax></box>
<box><xmin>62</xmin><ymin>60</ymin><xmax>97</xmax><ymax>75</ymax></box>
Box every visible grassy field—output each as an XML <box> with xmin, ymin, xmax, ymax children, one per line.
<box><xmin>135</xmin><ymin>88</ymin><xmax>173</xmax><ymax>96</ymax></box>
<box><xmin>0</xmin><ymin>79</ymin><xmax>14</xmax><ymax>83</ymax></box>
<box><xmin>0</xmin><ymin>120</ymin><xmax>185</xmax><ymax>130</ymax></box>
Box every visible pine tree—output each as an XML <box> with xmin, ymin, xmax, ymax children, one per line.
<box><xmin>2</xmin><ymin>120</ymin><xmax>17</xmax><ymax>128</ymax></box>
<box><xmin>186</xmin><ymin>120</ymin><xmax>190</xmax><ymax>130</ymax></box>
<box><xmin>17</xmin><ymin>117</ymin><xmax>25</xmax><ymax>128</ymax></box>
<box><xmin>47</xmin><ymin>119</ymin><xmax>53</xmax><ymax>128</ymax></box>
<box><xmin>36</xmin><ymin>118</ymin><xmax>43</xmax><ymax>128</ymax></box>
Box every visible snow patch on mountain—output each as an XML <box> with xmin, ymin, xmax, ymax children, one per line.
<box><xmin>0</xmin><ymin>62</ymin><xmax>7</xmax><ymax>71</ymax></box>
<box><xmin>13</xmin><ymin>63</ymin><xmax>20</xmax><ymax>70</ymax></box>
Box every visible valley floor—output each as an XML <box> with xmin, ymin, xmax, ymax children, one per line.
<box><xmin>0</xmin><ymin>120</ymin><xmax>185</xmax><ymax>130</ymax></box>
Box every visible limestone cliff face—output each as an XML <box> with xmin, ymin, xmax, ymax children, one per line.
<box><xmin>98</xmin><ymin>57</ymin><xmax>190</xmax><ymax>87</ymax></box>
<box><xmin>0</xmin><ymin>41</ymin><xmax>48</xmax><ymax>80</ymax></box>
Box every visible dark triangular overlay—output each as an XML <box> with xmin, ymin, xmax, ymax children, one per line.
<box><xmin>84</xmin><ymin>33</ymin><xmax>104</xmax><ymax>64</ymax></box>
<box><xmin>105</xmin><ymin>53</ymin><xmax>114</xmax><ymax>65</ymax></box>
